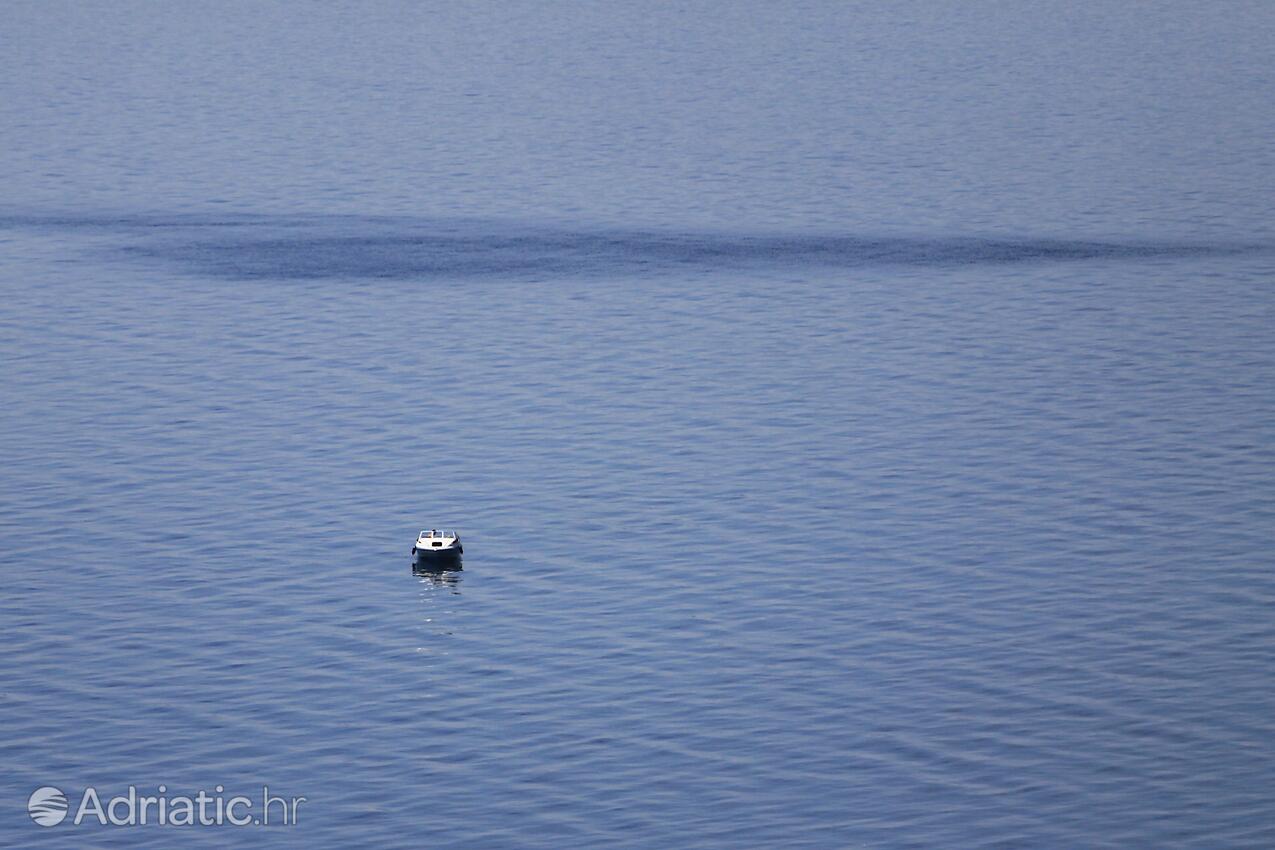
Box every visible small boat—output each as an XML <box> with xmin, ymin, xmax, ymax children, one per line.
<box><xmin>412</xmin><ymin>528</ymin><xmax>463</xmax><ymax>568</ymax></box>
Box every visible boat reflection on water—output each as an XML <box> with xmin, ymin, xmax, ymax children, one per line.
<box><xmin>412</xmin><ymin>561</ymin><xmax>463</xmax><ymax>589</ymax></box>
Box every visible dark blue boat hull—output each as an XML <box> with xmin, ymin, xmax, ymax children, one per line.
<box><xmin>412</xmin><ymin>545</ymin><xmax>462</xmax><ymax>570</ymax></box>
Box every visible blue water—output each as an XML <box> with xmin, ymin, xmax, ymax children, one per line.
<box><xmin>3</xmin><ymin>3</ymin><xmax>1275</xmax><ymax>848</ymax></box>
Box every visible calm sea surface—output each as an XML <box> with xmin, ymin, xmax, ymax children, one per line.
<box><xmin>3</xmin><ymin>3</ymin><xmax>1275</xmax><ymax>848</ymax></box>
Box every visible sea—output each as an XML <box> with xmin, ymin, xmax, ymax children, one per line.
<box><xmin>2</xmin><ymin>3</ymin><xmax>1274</xmax><ymax>848</ymax></box>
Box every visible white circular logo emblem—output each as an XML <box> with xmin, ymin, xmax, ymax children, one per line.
<box><xmin>28</xmin><ymin>786</ymin><xmax>68</xmax><ymax>827</ymax></box>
